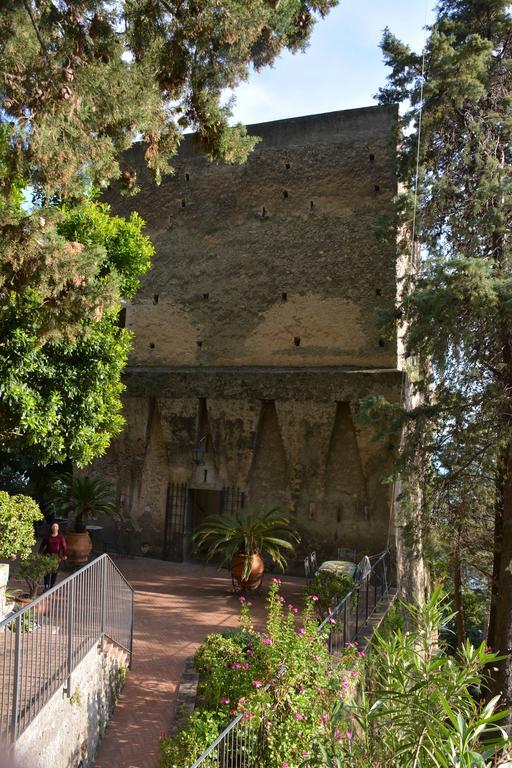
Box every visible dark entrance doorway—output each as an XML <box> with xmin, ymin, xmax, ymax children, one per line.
<box><xmin>183</xmin><ymin>489</ymin><xmax>223</xmax><ymax>560</ymax></box>
<box><xmin>162</xmin><ymin>483</ymin><xmax>245</xmax><ymax>562</ymax></box>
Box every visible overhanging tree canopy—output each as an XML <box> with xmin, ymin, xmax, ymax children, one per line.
<box><xmin>0</xmin><ymin>0</ymin><xmax>339</xmax><ymax>466</ymax></box>
<box><xmin>1</xmin><ymin>0</ymin><xmax>338</xmax><ymax>198</ymax></box>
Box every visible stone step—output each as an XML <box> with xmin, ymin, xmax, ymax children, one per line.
<box><xmin>356</xmin><ymin>588</ymin><xmax>398</xmax><ymax>650</ymax></box>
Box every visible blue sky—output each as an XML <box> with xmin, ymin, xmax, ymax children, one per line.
<box><xmin>228</xmin><ymin>0</ymin><xmax>435</xmax><ymax>125</ymax></box>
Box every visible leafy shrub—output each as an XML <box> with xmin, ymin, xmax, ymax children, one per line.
<box><xmin>0</xmin><ymin>491</ymin><xmax>43</xmax><ymax>559</ymax></box>
<box><xmin>309</xmin><ymin>589</ymin><xmax>510</xmax><ymax>768</ymax></box>
<box><xmin>15</xmin><ymin>553</ymin><xmax>59</xmax><ymax>599</ymax></box>
<box><xmin>159</xmin><ymin>709</ymin><xmax>223</xmax><ymax>768</ymax></box>
<box><xmin>304</xmin><ymin>571</ymin><xmax>356</xmax><ymax>619</ymax></box>
<box><xmin>160</xmin><ymin>581</ymin><xmax>363</xmax><ymax>768</ymax></box>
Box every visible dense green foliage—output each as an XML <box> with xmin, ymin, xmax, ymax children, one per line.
<box><xmin>160</xmin><ymin>582</ymin><xmax>363</xmax><ymax>768</ymax></box>
<box><xmin>0</xmin><ymin>491</ymin><xmax>43</xmax><ymax>559</ymax></box>
<box><xmin>304</xmin><ymin>571</ymin><xmax>355</xmax><ymax>619</ymax></box>
<box><xmin>310</xmin><ymin>591</ymin><xmax>510</xmax><ymax>767</ymax></box>
<box><xmin>362</xmin><ymin>0</ymin><xmax>512</xmax><ymax>699</ymax></box>
<box><xmin>0</xmin><ymin>198</ymin><xmax>152</xmax><ymax>465</ymax></box>
<box><xmin>0</xmin><ymin>1</ymin><xmax>338</xmax><ymax>466</ymax></box>
<box><xmin>1</xmin><ymin>1</ymin><xmax>338</xmax><ymax>199</ymax></box>
<box><xmin>15</xmin><ymin>553</ymin><xmax>59</xmax><ymax>599</ymax></box>
<box><xmin>194</xmin><ymin>508</ymin><xmax>299</xmax><ymax>579</ymax></box>
<box><xmin>51</xmin><ymin>474</ymin><xmax>116</xmax><ymax>532</ymax></box>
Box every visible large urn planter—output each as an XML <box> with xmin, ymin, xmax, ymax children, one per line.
<box><xmin>65</xmin><ymin>531</ymin><xmax>92</xmax><ymax>568</ymax></box>
<box><xmin>231</xmin><ymin>553</ymin><xmax>265</xmax><ymax>591</ymax></box>
<box><xmin>194</xmin><ymin>507</ymin><xmax>300</xmax><ymax>592</ymax></box>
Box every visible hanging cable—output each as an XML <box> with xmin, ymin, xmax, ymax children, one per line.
<box><xmin>410</xmin><ymin>5</ymin><xmax>428</xmax><ymax>255</ymax></box>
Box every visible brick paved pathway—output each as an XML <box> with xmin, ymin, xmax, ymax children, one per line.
<box><xmin>93</xmin><ymin>558</ymin><xmax>306</xmax><ymax>768</ymax></box>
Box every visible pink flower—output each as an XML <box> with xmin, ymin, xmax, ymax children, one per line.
<box><xmin>242</xmin><ymin>662</ymin><xmax>250</xmax><ymax>671</ymax></box>
<box><xmin>220</xmin><ymin>697</ymin><xmax>230</xmax><ymax>704</ymax></box>
<box><xmin>252</xmin><ymin>679</ymin><xmax>263</xmax><ymax>688</ymax></box>
<box><xmin>328</xmin><ymin>617</ymin><xmax>336</xmax><ymax>625</ymax></box>
<box><xmin>341</xmin><ymin>679</ymin><xmax>350</xmax><ymax>689</ymax></box>
<box><xmin>297</xmin><ymin>627</ymin><xmax>306</xmax><ymax>637</ymax></box>
<box><xmin>282</xmin><ymin>764</ymin><xmax>289</xmax><ymax>768</ymax></box>
<box><xmin>345</xmin><ymin>730</ymin><xmax>353</xmax><ymax>741</ymax></box>
<box><xmin>310</xmin><ymin>595</ymin><xmax>319</xmax><ymax>602</ymax></box>
<box><xmin>358</xmin><ymin>650</ymin><xmax>365</xmax><ymax>657</ymax></box>
<box><xmin>159</xmin><ymin>731</ymin><xmax>168</xmax><ymax>740</ymax></box>
<box><xmin>350</xmin><ymin>669</ymin><xmax>358</xmax><ymax>678</ymax></box>
<box><xmin>321</xmin><ymin>713</ymin><xmax>329</xmax><ymax>723</ymax></box>
<box><xmin>246</xmin><ymin>649</ymin><xmax>254</xmax><ymax>656</ymax></box>
<box><xmin>287</xmin><ymin>603</ymin><xmax>294</xmax><ymax>611</ymax></box>
<box><xmin>244</xmin><ymin>712</ymin><xmax>254</xmax><ymax>720</ymax></box>
<box><xmin>272</xmin><ymin>577</ymin><xmax>282</xmax><ymax>585</ymax></box>
<box><xmin>239</xmin><ymin>596</ymin><xmax>246</xmax><ymax>603</ymax></box>
<box><xmin>262</xmin><ymin>636</ymin><xmax>272</xmax><ymax>645</ymax></box>
<box><xmin>295</xmin><ymin>711</ymin><xmax>303</xmax><ymax>721</ymax></box>
<box><xmin>302</xmin><ymin>752</ymin><xmax>309</xmax><ymax>758</ymax></box>
<box><xmin>231</xmin><ymin>663</ymin><xmax>242</xmax><ymax>669</ymax></box>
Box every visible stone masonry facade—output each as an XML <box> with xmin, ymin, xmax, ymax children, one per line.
<box><xmin>92</xmin><ymin>104</ymin><xmax>404</xmax><ymax>568</ymax></box>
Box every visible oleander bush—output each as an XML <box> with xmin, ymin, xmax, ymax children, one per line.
<box><xmin>308</xmin><ymin>589</ymin><xmax>511</xmax><ymax>768</ymax></box>
<box><xmin>159</xmin><ymin>581</ymin><xmax>364</xmax><ymax>768</ymax></box>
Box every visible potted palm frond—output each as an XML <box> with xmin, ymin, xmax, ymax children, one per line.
<box><xmin>51</xmin><ymin>475</ymin><xmax>116</xmax><ymax>567</ymax></box>
<box><xmin>194</xmin><ymin>507</ymin><xmax>300</xmax><ymax>590</ymax></box>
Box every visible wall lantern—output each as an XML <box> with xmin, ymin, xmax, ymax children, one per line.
<box><xmin>192</xmin><ymin>436</ymin><xmax>207</xmax><ymax>465</ymax></box>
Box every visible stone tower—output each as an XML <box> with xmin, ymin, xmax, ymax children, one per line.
<box><xmin>93</xmin><ymin>104</ymin><xmax>404</xmax><ymax>566</ymax></box>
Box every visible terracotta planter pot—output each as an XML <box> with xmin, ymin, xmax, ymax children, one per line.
<box><xmin>65</xmin><ymin>532</ymin><xmax>92</xmax><ymax>568</ymax></box>
<box><xmin>231</xmin><ymin>553</ymin><xmax>264</xmax><ymax>590</ymax></box>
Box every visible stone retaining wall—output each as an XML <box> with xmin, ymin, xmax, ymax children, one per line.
<box><xmin>14</xmin><ymin>642</ymin><xmax>127</xmax><ymax>768</ymax></box>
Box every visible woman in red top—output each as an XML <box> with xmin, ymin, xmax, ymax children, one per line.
<box><xmin>40</xmin><ymin>522</ymin><xmax>68</xmax><ymax>590</ymax></box>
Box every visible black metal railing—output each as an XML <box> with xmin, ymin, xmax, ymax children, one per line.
<box><xmin>319</xmin><ymin>548</ymin><xmax>393</xmax><ymax>655</ymax></box>
<box><xmin>188</xmin><ymin>549</ymin><xmax>395</xmax><ymax>768</ymax></box>
<box><xmin>0</xmin><ymin>554</ymin><xmax>134</xmax><ymax>747</ymax></box>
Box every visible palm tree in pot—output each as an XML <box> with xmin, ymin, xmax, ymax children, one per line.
<box><xmin>51</xmin><ymin>475</ymin><xmax>116</xmax><ymax>566</ymax></box>
<box><xmin>194</xmin><ymin>507</ymin><xmax>299</xmax><ymax>590</ymax></box>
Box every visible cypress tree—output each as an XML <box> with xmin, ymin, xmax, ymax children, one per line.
<box><xmin>378</xmin><ymin>0</ymin><xmax>512</xmax><ymax>704</ymax></box>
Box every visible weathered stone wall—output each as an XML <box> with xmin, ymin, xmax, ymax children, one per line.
<box><xmin>14</xmin><ymin>643</ymin><xmax>126</xmax><ymax>768</ymax></box>
<box><xmin>93</xmin><ymin>105</ymin><xmax>401</xmax><ymax>565</ymax></box>
<box><xmin>105</xmin><ymin>104</ymin><xmax>398</xmax><ymax>370</ymax></box>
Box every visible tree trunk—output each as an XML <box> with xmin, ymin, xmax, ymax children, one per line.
<box><xmin>487</xmin><ymin>456</ymin><xmax>505</xmax><ymax>648</ymax></box>
<box><xmin>453</xmin><ymin>528</ymin><xmax>465</xmax><ymax>647</ymax></box>
<box><xmin>491</xmin><ymin>440</ymin><xmax>512</xmax><ymax>708</ymax></box>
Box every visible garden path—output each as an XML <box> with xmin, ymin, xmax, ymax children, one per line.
<box><xmin>92</xmin><ymin>557</ymin><xmax>307</xmax><ymax>768</ymax></box>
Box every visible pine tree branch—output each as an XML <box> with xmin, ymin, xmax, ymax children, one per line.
<box><xmin>158</xmin><ymin>0</ymin><xmax>176</xmax><ymax>17</ymax></box>
<box><xmin>22</xmin><ymin>0</ymin><xmax>48</xmax><ymax>58</ymax></box>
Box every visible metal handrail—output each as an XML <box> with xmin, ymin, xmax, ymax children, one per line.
<box><xmin>0</xmin><ymin>554</ymin><xmax>105</xmax><ymax>631</ymax></box>
<box><xmin>189</xmin><ymin>712</ymin><xmax>246</xmax><ymax>768</ymax></box>
<box><xmin>0</xmin><ymin>554</ymin><xmax>134</xmax><ymax>747</ymax></box>
<box><xmin>318</xmin><ymin>548</ymin><xmax>391</xmax><ymax>633</ymax></box>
